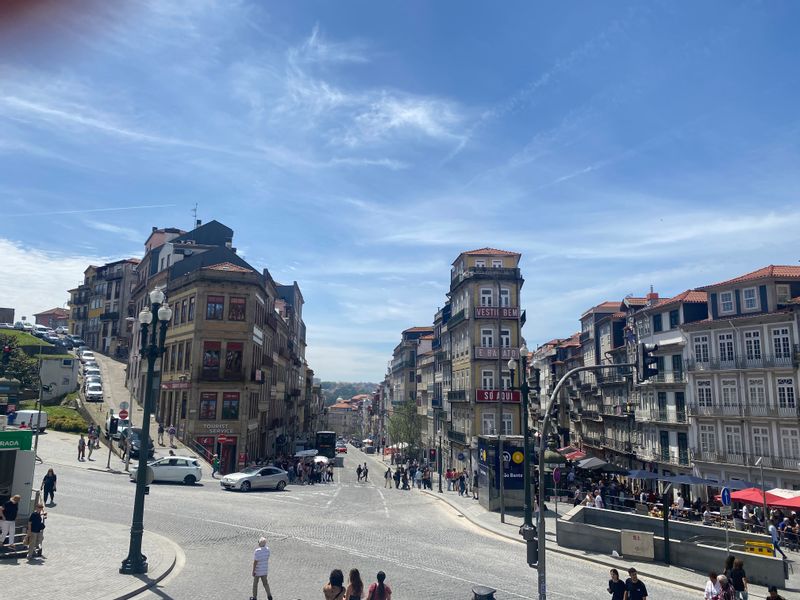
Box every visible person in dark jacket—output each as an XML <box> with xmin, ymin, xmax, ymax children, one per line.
<box><xmin>608</xmin><ymin>568</ymin><xmax>626</xmax><ymax>600</ymax></box>
<box><xmin>41</xmin><ymin>468</ymin><xmax>57</xmax><ymax>505</ymax></box>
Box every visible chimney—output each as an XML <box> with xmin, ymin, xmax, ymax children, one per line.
<box><xmin>646</xmin><ymin>285</ymin><xmax>658</xmax><ymax>304</ymax></box>
<box><xmin>152</xmin><ymin>226</ymin><xmax>158</xmax><ymax>233</ymax></box>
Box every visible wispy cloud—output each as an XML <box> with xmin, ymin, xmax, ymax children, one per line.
<box><xmin>82</xmin><ymin>220</ymin><xmax>143</xmax><ymax>243</ymax></box>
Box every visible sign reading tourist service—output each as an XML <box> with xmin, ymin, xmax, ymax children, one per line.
<box><xmin>0</xmin><ymin>429</ymin><xmax>33</xmax><ymax>451</ymax></box>
<box><xmin>475</xmin><ymin>390</ymin><xmax>521</xmax><ymax>403</ymax></box>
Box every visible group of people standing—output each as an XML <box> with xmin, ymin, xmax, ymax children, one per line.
<box><xmin>156</xmin><ymin>422</ymin><xmax>177</xmax><ymax>447</ymax></box>
<box><xmin>323</xmin><ymin>568</ymin><xmax>391</xmax><ymax>600</ymax></box>
<box><xmin>77</xmin><ymin>425</ymin><xmax>102</xmax><ymax>461</ymax></box>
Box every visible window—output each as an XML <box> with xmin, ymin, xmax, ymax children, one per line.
<box><xmin>229</xmin><ymin>297</ymin><xmax>246</xmax><ymax>321</ymax></box>
<box><xmin>481</xmin><ymin>328</ymin><xmax>494</xmax><ymax>347</ymax></box>
<box><xmin>474</xmin><ymin>260</ymin><xmax>485</xmax><ymax>268</ymax></box>
<box><xmin>206</xmin><ymin>295</ymin><xmax>224</xmax><ymax>320</ymax></box>
<box><xmin>772</xmin><ymin>327</ymin><xmax>792</xmax><ymax>359</ymax></box>
<box><xmin>184</xmin><ymin>341</ymin><xmax>192</xmax><ymax>370</ymax></box>
<box><xmin>199</xmin><ymin>392</ymin><xmax>217</xmax><ymax>420</ymax></box>
<box><xmin>653</xmin><ymin>314</ymin><xmax>663</xmax><ymax>333</ymax></box>
<box><xmin>180</xmin><ymin>392</ymin><xmax>187</xmax><ymax>419</ymax></box>
<box><xmin>781</xmin><ymin>428</ymin><xmax>800</xmax><ymax>459</ymax></box>
<box><xmin>752</xmin><ymin>426</ymin><xmax>770</xmax><ymax>456</ymax></box>
<box><xmin>777</xmin><ymin>378</ymin><xmax>796</xmax><ymax>409</ymax></box>
<box><xmin>502</xmin><ymin>412</ymin><xmax>513</xmax><ymax>435</ymax></box>
<box><xmin>743</xmin><ymin>287</ymin><xmax>758</xmax><ymax>311</ymax></box>
<box><xmin>721</xmin><ymin>379</ymin><xmax>738</xmax><ymax>407</ymax></box>
<box><xmin>748</xmin><ymin>379</ymin><xmax>766</xmax><ymax>406</ymax></box>
<box><xmin>744</xmin><ymin>330</ymin><xmax>761</xmax><ymax>360</ymax></box>
<box><xmin>202</xmin><ymin>341</ymin><xmax>221</xmax><ymax>377</ymax></box>
<box><xmin>693</xmin><ymin>335</ymin><xmax>709</xmax><ymax>363</ymax></box>
<box><xmin>699</xmin><ymin>425</ymin><xmax>716</xmax><ymax>453</ymax></box>
<box><xmin>697</xmin><ymin>381</ymin><xmax>713</xmax><ymax>407</ymax></box>
<box><xmin>500</xmin><ymin>288</ymin><xmax>510</xmax><ymax>307</ymax></box>
<box><xmin>776</xmin><ymin>284</ymin><xmax>791</xmax><ymax>305</ymax></box>
<box><xmin>492</xmin><ymin>259</ymin><xmax>502</xmax><ymax>268</ymax></box>
<box><xmin>500</xmin><ymin>328</ymin><xmax>511</xmax><ymax>348</ymax></box>
<box><xmin>725</xmin><ymin>425</ymin><xmax>743</xmax><ymax>455</ymax></box>
<box><xmin>481</xmin><ymin>370</ymin><xmax>494</xmax><ymax>389</ymax></box>
<box><xmin>481</xmin><ymin>412</ymin><xmax>496</xmax><ymax>435</ymax></box>
<box><xmin>655</xmin><ymin>356</ymin><xmax>665</xmax><ymax>374</ymax></box>
<box><xmin>408</xmin><ymin>370</ymin><xmax>415</xmax><ymax>383</ymax></box>
<box><xmin>669</xmin><ymin>309</ymin><xmax>679</xmax><ymax>330</ymax></box>
<box><xmin>637</xmin><ymin>317</ymin><xmax>651</xmax><ymax>338</ymax></box>
<box><xmin>222</xmin><ymin>392</ymin><xmax>240</xmax><ymax>420</ymax></box>
<box><xmin>480</xmin><ymin>288</ymin><xmax>493</xmax><ymax>307</ymax></box>
<box><xmin>718</xmin><ymin>332</ymin><xmax>734</xmax><ymax>362</ymax></box>
<box><xmin>181</xmin><ymin>299</ymin><xmax>187</xmax><ymax>324</ymax></box>
<box><xmin>176</xmin><ymin>343</ymin><xmax>184</xmax><ymax>373</ymax></box>
<box><xmin>188</xmin><ymin>296</ymin><xmax>195</xmax><ymax>321</ymax></box>
<box><xmin>719</xmin><ymin>291</ymin><xmax>734</xmax><ymax>314</ymax></box>
<box><xmin>225</xmin><ymin>342</ymin><xmax>243</xmax><ymax>377</ymax></box>
<box><xmin>671</xmin><ymin>354</ymin><xmax>683</xmax><ymax>377</ymax></box>
<box><xmin>501</xmin><ymin>372</ymin><xmax>511</xmax><ymax>390</ymax></box>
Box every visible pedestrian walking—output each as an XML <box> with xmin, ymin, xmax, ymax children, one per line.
<box><xmin>41</xmin><ymin>468</ymin><xmax>57</xmax><ymax>506</ymax></box>
<box><xmin>384</xmin><ymin>467</ymin><xmax>392</xmax><ymax>488</ymax></box>
<box><xmin>608</xmin><ymin>568</ymin><xmax>626</xmax><ymax>600</ymax></box>
<box><xmin>718</xmin><ymin>575</ymin><xmax>735</xmax><ymax>600</ymax></box>
<box><xmin>704</xmin><ymin>571</ymin><xmax>721</xmax><ymax>600</ymax></box>
<box><xmin>458</xmin><ymin>472</ymin><xmax>466</xmax><ymax>496</ymax></box>
<box><xmin>250</xmin><ymin>536</ymin><xmax>273</xmax><ymax>600</ymax></box>
<box><xmin>356</xmin><ymin>464</ymin><xmax>363</xmax><ymax>482</ymax></box>
<box><xmin>401</xmin><ymin>471</ymin><xmax>409</xmax><ymax>490</ymax></box>
<box><xmin>346</xmin><ymin>568</ymin><xmax>364</xmax><ymax>600</ymax></box>
<box><xmin>77</xmin><ymin>434</ymin><xmax>86</xmax><ymax>461</ymax></box>
<box><xmin>363</xmin><ymin>463</ymin><xmax>369</xmax><ymax>482</ymax></box>
<box><xmin>323</xmin><ymin>568</ymin><xmax>346</xmax><ymax>600</ymax></box>
<box><xmin>212</xmin><ymin>454</ymin><xmax>220</xmax><ymax>479</ymax></box>
<box><xmin>157</xmin><ymin>422</ymin><xmax>165</xmax><ymax>445</ymax></box>
<box><xmin>624</xmin><ymin>568</ymin><xmax>648</xmax><ymax>600</ymax></box>
<box><xmin>1</xmin><ymin>494</ymin><xmax>21</xmax><ymax>549</ymax></box>
<box><xmin>729</xmin><ymin>557</ymin><xmax>748</xmax><ymax>600</ymax></box>
<box><xmin>25</xmin><ymin>503</ymin><xmax>46</xmax><ymax>560</ymax></box>
<box><xmin>393</xmin><ymin>468</ymin><xmax>401</xmax><ymax>489</ymax></box>
<box><xmin>168</xmin><ymin>424</ymin><xmax>176</xmax><ymax>447</ymax></box>
<box><xmin>723</xmin><ymin>554</ymin><xmax>736</xmax><ymax>580</ymax></box>
<box><xmin>768</xmin><ymin>521</ymin><xmax>788</xmax><ymax>559</ymax></box>
<box><xmin>472</xmin><ymin>471</ymin><xmax>479</xmax><ymax>500</ymax></box>
<box><xmin>87</xmin><ymin>431</ymin><xmax>94</xmax><ymax>460</ymax></box>
<box><xmin>366</xmin><ymin>570</ymin><xmax>392</xmax><ymax>600</ymax></box>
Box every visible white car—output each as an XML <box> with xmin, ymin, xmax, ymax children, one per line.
<box><xmin>80</xmin><ymin>351</ymin><xmax>96</xmax><ymax>364</ymax></box>
<box><xmin>130</xmin><ymin>456</ymin><xmax>203</xmax><ymax>485</ymax></box>
<box><xmin>84</xmin><ymin>367</ymin><xmax>101</xmax><ymax>379</ymax></box>
<box><xmin>55</xmin><ymin>326</ymin><xmax>68</xmax><ymax>334</ymax></box>
<box><xmin>220</xmin><ymin>466</ymin><xmax>288</xmax><ymax>492</ymax></box>
<box><xmin>85</xmin><ymin>382</ymin><xmax>103</xmax><ymax>402</ymax></box>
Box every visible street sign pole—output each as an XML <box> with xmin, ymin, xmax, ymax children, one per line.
<box><xmin>720</xmin><ymin>487</ymin><xmax>731</xmax><ymax>551</ymax></box>
<box><xmin>552</xmin><ymin>467</ymin><xmax>561</xmax><ymax>519</ymax></box>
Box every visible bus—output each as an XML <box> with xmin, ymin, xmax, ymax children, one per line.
<box><xmin>315</xmin><ymin>431</ymin><xmax>337</xmax><ymax>460</ymax></box>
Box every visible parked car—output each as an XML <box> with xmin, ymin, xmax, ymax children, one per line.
<box><xmin>14</xmin><ymin>322</ymin><xmax>33</xmax><ymax>331</ymax></box>
<box><xmin>0</xmin><ymin>323</ymin><xmax>13</xmax><ymax>329</ymax></box>
<box><xmin>70</xmin><ymin>337</ymin><xmax>87</xmax><ymax>347</ymax></box>
<box><xmin>130</xmin><ymin>456</ymin><xmax>202</xmax><ymax>485</ymax></box>
<box><xmin>220</xmin><ymin>466</ymin><xmax>288</xmax><ymax>492</ymax></box>
<box><xmin>42</xmin><ymin>334</ymin><xmax>60</xmax><ymax>345</ymax></box>
<box><xmin>56</xmin><ymin>338</ymin><xmax>74</xmax><ymax>350</ymax></box>
<box><xmin>55</xmin><ymin>326</ymin><xmax>68</xmax><ymax>334</ymax></box>
<box><xmin>80</xmin><ymin>351</ymin><xmax>96</xmax><ymax>364</ymax></box>
<box><xmin>83</xmin><ymin>374</ymin><xmax>102</xmax><ymax>390</ymax></box>
<box><xmin>84</xmin><ymin>367</ymin><xmax>101</xmax><ymax>380</ymax></box>
<box><xmin>119</xmin><ymin>427</ymin><xmax>154</xmax><ymax>459</ymax></box>
<box><xmin>85</xmin><ymin>382</ymin><xmax>103</xmax><ymax>402</ymax></box>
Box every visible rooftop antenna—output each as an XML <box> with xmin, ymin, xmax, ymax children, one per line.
<box><xmin>191</xmin><ymin>202</ymin><xmax>199</xmax><ymax>228</ymax></box>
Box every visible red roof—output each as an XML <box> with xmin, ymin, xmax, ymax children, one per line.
<box><xmin>403</xmin><ymin>326</ymin><xmax>434</xmax><ymax>333</ymax></box>
<box><xmin>652</xmin><ymin>290</ymin><xmax>707</xmax><ymax>310</ymax></box>
<box><xmin>202</xmin><ymin>262</ymin><xmax>253</xmax><ymax>273</ymax></box>
<box><xmin>624</xmin><ymin>297</ymin><xmax>649</xmax><ymax>306</ymax></box>
<box><xmin>611</xmin><ymin>311</ymin><xmax>626</xmax><ymax>318</ymax></box>
<box><xmin>34</xmin><ymin>307</ymin><xmax>69</xmax><ymax>317</ymax></box>
<box><xmin>420</xmin><ymin>334</ymin><xmax>434</xmax><ymax>340</ymax></box>
<box><xmin>462</xmin><ymin>247</ymin><xmax>520</xmax><ymax>257</ymax></box>
<box><xmin>701</xmin><ymin>265</ymin><xmax>800</xmax><ymax>289</ymax></box>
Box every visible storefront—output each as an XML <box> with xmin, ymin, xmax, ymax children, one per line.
<box><xmin>0</xmin><ymin>427</ymin><xmax>35</xmax><ymax>515</ymax></box>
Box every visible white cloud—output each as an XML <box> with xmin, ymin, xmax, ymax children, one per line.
<box><xmin>82</xmin><ymin>221</ymin><xmax>144</xmax><ymax>243</ymax></box>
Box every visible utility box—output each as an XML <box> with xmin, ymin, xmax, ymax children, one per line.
<box><xmin>621</xmin><ymin>529</ymin><xmax>655</xmax><ymax>560</ymax></box>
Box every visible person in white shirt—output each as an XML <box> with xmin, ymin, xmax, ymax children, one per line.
<box><xmin>584</xmin><ymin>491</ymin><xmax>595</xmax><ymax>507</ymax></box>
<box><xmin>704</xmin><ymin>571</ymin><xmax>721</xmax><ymax>600</ymax></box>
<box><xmin>251</xmin><ymin>537</ymin><xmax>273</xmax><ymax>600</ymax></box>
<box><xmin>676</xmin><ymin>492</ymin><xmax>685</xmax><ymax>511</ymax></box>
<box><xmin>594</xmin><ymin>491</ymin><xmax>605</xmax><ymax>509</ymax></box>
<box><xmin>639</xmin><ymin>490</ymin><xmax>648</xmax><ymax>504</ymax></box>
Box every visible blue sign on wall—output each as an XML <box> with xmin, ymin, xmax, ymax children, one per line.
<box><xmin>478</xmin><ymin>437</ymin><xmax>525</xmax><ymax>490</ymax></box>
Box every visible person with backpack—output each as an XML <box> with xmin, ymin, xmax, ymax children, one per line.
<box><xmin>366</xmin><ymin>571</ymin><xmax>392</xmax><ymax>600</ymax></box>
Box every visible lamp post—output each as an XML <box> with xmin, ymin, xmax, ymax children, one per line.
<box><xmin>438</xmin><ymin>423</ymin><xmax>443</xmax><ymax>493</ymax></box>
<box><xmin>756</xmin><ymin>457</ymin><xmax>769</xmax><ymax>527</ymax></box>
<box><xmin>120</xmin><ymin>288</ymin><xmax>172</xmax><ymax>575</ymax></box>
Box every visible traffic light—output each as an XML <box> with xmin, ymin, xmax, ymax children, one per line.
<box><xmin>109</xmin><ymin>417</ymin><xmax>119</xmax><ymax>435</ymax></box>
<box><xmin>429</xmin><ymin>448</ymin><xmax>437</xmax><ymax>464</ymax></box>
<box><xmin>638</xmin><ymin>343</ymin><xmax>659</xmax><ymax>381</ymax></box>
<box><xmin>1</xmin><ymin>345</ymin><xmax>11</xmax><ymax>365</ymax></box>
<box><xmin>520</xmin><ymin>524</ymin><xmax>538</xmax><ymax>567</ymax></box>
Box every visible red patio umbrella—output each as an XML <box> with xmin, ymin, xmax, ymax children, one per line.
<box><xmin>730</xmin><ymin>488</ymin><xmax>783</xmax><ymax>506</ymax></box>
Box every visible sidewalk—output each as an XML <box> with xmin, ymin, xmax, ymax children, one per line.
<box><xmin>422</xmin><ymin>485</ymin><xmax>800</xmax><ymax>598</ymax></box>
<box><xmin>0</xmin><ymin>512</ymin><xmax>179</xmax><ymax>600</ymax></box>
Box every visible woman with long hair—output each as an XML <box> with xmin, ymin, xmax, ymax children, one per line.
<box><xmin>41</xmin><ymin>468</ymin><xmax>57</xmax><ymax>505</ymax></box>
<box><xmin>323</xmin><ymin>569</ymin><xmax>346</xmax><ymax>600</ymax></box>
<box><xmin>366</xmin><ymin>571</ymin><xmax>392</xmax><ymax>600</ymax></box>
<box><xmin>346</xmin><ymin>568</ymin><xmax>364</xmax><ymax>600</ymax></box>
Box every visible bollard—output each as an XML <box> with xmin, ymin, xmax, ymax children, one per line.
<box><xmin>472</xmin><ymin>585</ymin><xmax>496</xmax><ymax>600</ymax></box>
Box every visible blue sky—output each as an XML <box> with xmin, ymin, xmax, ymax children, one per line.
<box><xmin>1</xmin><ymin>1</ymin><xmax>799</xmax><ymax>380</ymax></box>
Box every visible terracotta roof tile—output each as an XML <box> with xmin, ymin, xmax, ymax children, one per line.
<box><xmin>403</xmin><ymin>326</ymin><xmax>434</xmax><ymax>333</ymax></box>
<box><xmin>462</xmin><ymin>247</ymin><xmax>521</xmax><ymax>257</ymax></box>
<box><xmin>202</xmin><ymin>262</ymin><xmax>254</xmax><ymax>273</ymax></box>
<box><xmin>649</xmin><ymin>290</ymin><xmax>707</xmax><ymax>310</ymax></box>
<box><xmin>420</xmin><ymin>334</ymin><xmax>434</xmax><ymax>340</ymax></box>
<box><xmin>624</xmin><ymin>297</ymin><xmax>649</xmax><ymax>306</ymax></box>
<box><xmin>611</xmin><ymin>311</ymin><xmax>627</xmax><ymax>318</ymax></box>
<box><xmin>700</xmin><ymin>265</ymin><xmax>800</xmax><ymax>289</ymax></box>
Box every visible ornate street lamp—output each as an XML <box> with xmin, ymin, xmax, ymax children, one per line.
<box><xmin>120</xmin><ymin>288</ymin><xmax>171</xmax><ymax>575</ymax></box>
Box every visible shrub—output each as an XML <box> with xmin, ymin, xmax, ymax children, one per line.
<box><xmin>49</xmin><ymin>414</ymin><xmax>87</xmax><ymax>433</ymax></box>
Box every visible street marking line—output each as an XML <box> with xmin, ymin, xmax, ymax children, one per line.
<box><xmin>325</xmin><ymin>485</ymin><xmax>341</xmax><ymax>509</ymax></box>
<box><xmin>376</xmin><ymin>488</ymin><xmax>389</xmax><ymax>518</ymax></box>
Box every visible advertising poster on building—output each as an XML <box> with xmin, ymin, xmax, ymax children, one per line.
<box><xmin>478</xmin><ymin>437</ymin><xmax>525</xmax><ymax>491</ymax></box>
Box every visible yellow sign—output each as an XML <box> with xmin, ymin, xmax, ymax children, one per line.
<box><xmin>512</xmin><ymin>451</ymin><xmax>524</xmax><ymax>464</ymax></box>
<box><xmin>744</xmin><ymin>540</ymin><xmax>773</xmax><ymax>556</ymax></box>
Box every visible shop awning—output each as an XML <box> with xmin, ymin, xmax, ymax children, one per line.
<box><xmin>564</xmin><ymin>450</ymin><xmax>586</xmax><ymax>461</ymax></box>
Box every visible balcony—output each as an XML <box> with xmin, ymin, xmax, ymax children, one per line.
<box><xmin>448</xmin><ymin>309</ymin><xmax>466</xmax><ymax>329</ymax></box>
<box><xmin>687</xmin><ymin>402</ymin><xmax>743</xmax><ymax>417</ymax></box>
<box><xmin>473</xmin><ymin>346</ymin><xmax>520</xmax><ymax>360</ymax></box>
<box><xmin>278</xmin><ymin>346</ymin><xmax>289</xmax><ymax>359</ymax></box>
<box><xmin>582</xmin><ymin>410</ymin><xmax>602</xmax><ymax>422</ymax></box>
<box><xmin>290</xmin><ymin>388</ymin><xmax>301</xmax><ymax>397</ymax></box>
<box><xmin>648</xmin><ymin>372</ymin><xmax>687</xmax><ymax>385</ymax></box>
<box><xmin>450</xmin><ymin>266</ymin><xmax>521</xmax><ymax>287</ymax></box>
<box><xmin>635</xmin><ymin>408</ymin><xmax>688</xmax><ymax>424</ymax></box>
<box><xmin>199</xmin><ymin>370</ymin><xmax>246</xmax><ymax>382</ymax></box>
<box><xmin>602</xmin><ymin>438</ymin><xmax>633</xmax><ymax>454</ymax></box>
<box><xmin>579</xmin><ymin>330</ymin><xmax>591</xmax><ymax>343</ymax></box>
<box><xmin>447</xmin><ymin>389</ymin><xmax>467</xmax><ymax>402</ymax></box>
<box><xmin>266</xmin><ymin>313</ymin><xmax>278</xmax><ymax>331</ymax></box>
<box><xmin>597</xmin><ymin>372</ymin><xmax>630</xmax><ymax>386</ymax></box>
<box><xmin>687</xmin><ymin>350</ymin><xmax>798</xmax><ymax>371</ymax></box>
<box><xmin>602</xmin><ymin>404</ymin><xmax>633</xmax><ymax>417</ymax></box>
<box><xmin>100</xmin><ymin>311</ymin><xmax>120</xmax><ymax>321</ymax></box>
<box><xmin>745</xmin><ymin>404</ymin><xmax>799</xmax><ymax>418</ymax></box>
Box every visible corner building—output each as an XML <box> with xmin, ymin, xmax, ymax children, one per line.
<box><xmin>446</xmin><ymin>248</ymin><xmax>525</xmax><ymax>473</ymax></box>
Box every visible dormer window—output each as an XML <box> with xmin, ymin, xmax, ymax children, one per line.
<box><xmin>742</xmin><ymin>287</ymin><xmax>758</xmax><ymax>311</ymax></box>
<box><xmin>719</xmin><ymin>291</ymin><xmax>734</xmax><ymax>314</ymax></box>
<box><xmin>492</xmin><ymin>259</ymin><xmax>503</xmax><ymax>268</ymax></box>
<box><xmin>777</xmin><ymin>284</ymin><xmax>791</xmax><ymax>305</ymax></box>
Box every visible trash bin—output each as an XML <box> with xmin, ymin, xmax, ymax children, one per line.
<box><xmin>472</xmin><ymin>585</ymin><xmax>496</xmax><ymax>600</ymax></box>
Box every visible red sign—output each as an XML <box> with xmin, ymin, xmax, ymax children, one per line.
<box><xmin>217</xmin><ymin>435</ymin><xmax>229</xmax><ymax>444</ymax></box>
<box><xmin>474</xmin><ymin>307</ymin><xmax>520</xmax><ymax>319</ymax></box>
<box><xmin>475</xmin><ymin>389</ymin><xmax>521</xmax><ymax>403</ymax></box>
<box><xmin>238</xmin><ymin>452</ymin><xmax>247</xmax><ymax>463</ymax></box>
<box><xmin>118</xmin><ymin>409</ymin><xmax>129</xmax><ymax>420</ymax></box>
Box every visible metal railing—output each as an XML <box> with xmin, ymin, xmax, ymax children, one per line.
<box><xmin>688</xmin><ymin>350</ymin><xmax>798</xmax><ymax>371</ymax></box>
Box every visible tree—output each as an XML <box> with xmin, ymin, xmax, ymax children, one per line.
<box><xmin>387</xmin><ymin>398</ymin><xmax>422</xmax><ymax>457</ymax></box>
<box><xmin>0</xmin><ymin>335</ymin><xmax>40</xmax><ymax>390</ymax></box>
